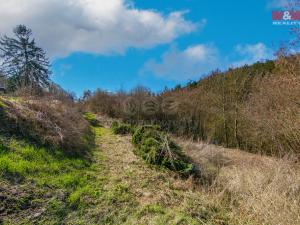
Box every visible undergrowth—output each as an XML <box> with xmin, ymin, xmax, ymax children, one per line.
<box><xmin>0</xmin><ymin>97</ymin><xmax>93</xmax><ymax>157</ymax></box>
<box><xmin>111</xmin><ymin>121</ymin><xmax>135</xmax><ymax>135</ymax></box>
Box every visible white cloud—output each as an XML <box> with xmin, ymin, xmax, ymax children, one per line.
<box><xmin>267</xmin><ymin>0</ymin><xmax>290</xmax><ymax>9</ymax></box>
<box><xmin>231</xmin><ymin>43</ymin><xmax>274</xmax><ymax>67</ymax></box>
<box><xmin>142</xmin><ymin>44</ymin><xmax>220</xmax><ymax>80</ymax></box>
<box><xmin>0</xmin><ymin>0</ymin><xmax>199</xmax><ymax>58</ymax></box>
<box><xmin>142</xmin><ymin>43</ymin><xmax>274</xmax><ymax>81</ymax></box>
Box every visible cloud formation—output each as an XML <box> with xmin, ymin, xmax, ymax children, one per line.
<box><xmin>267</xmin><ymin>0</ymin><xmax>290</xmax><ymax>9</ymax></box>
<box><xmin>143</xmin><ymin>43</ymin><xmax>273</xmax><ymax>81</ymax></box>
<box><xmin>231</xmin><ymin>43</ymin><xmax>274</xmax><ymax>67</ymax></box>
<box><xmin>142</xmin><ymin>44</ymin><xmax>220</xmax><ymax>80</ymax></box>
<box><xmin>0</xmin><ymin>0</ymin><xmax>198</xmax><ymax>58</ymax></box>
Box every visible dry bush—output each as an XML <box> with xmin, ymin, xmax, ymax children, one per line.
<box><xmin>83</xmin><ymin>89</ymin><xmax>124</xmax><ymax>118</ymax></box>
<box><xmin>0</xmin><ymin>96</ymin><xmax>93</xmax><ymax>156</ymax></box>
<box><xmin>242</xmin><ymin>54</ymin><xmax>300</xmax><ymax>156</ymax></box>
<box><xmin>177</xmin><ymin>137</ymin><xmax>300</xmax><ymax>225</ymax></box>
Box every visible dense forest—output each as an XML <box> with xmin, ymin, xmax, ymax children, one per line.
<box><xmin>83</xmin><ymin>53</ymin><xmax>300</xmax><ymax>157</ymax></box>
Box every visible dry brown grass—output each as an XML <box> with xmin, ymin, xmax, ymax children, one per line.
<box><xmin>176</xmin><ymin>137</ymin><xmax>300</xmax><ymax>225</ymax></box>
<box><xmin>0</xmin><ymin>96</ymin><xmax>93</xmax><ymax>156</ymax></box>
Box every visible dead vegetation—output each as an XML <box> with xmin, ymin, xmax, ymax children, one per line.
<box><xmin>0</xmin><ymin>96</ymin><xmax>93</xmax><ymax>156</ymax></box>
<box><xmin>177</xmin><ymin>137</ymin><xmax>300</xmax><ymax>225</ymax></box>
<box><xmin>82</xmin><ymin>53</ymin><xmax>300</xmax><ymax>158</ymax></box>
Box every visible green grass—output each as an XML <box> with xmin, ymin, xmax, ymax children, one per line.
<box><xmin>0</xmin><ymin>127</ymin><xmax>231</xmax><ymax>224</ymax></box>
<box><xmin>0</xmin><ymin>132</ymin><xmax>104</xmax><ymax>224</ymax></box>
<box><xmin>83</xmin><ymin>112</ymin><xmax>99</xmax><ymax>126</ymax></box>
<box><xmin>0</xmin><ymin>138</ymin><xmax>87</xmax><ymax>185</ymax></box>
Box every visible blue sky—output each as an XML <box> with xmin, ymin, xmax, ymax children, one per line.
<box><xmin>0</xmin><ymin>0</ymin><xmax>294</xmax><ymax>96</ymax></box>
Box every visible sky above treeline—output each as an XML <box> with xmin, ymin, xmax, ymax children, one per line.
<box><xmin>0</xmin><ymin>0</ymin><xmax>297</xmax><ymax>95</ymax></box>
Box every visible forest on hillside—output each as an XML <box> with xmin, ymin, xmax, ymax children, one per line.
<box><xmin>83</xmin><ymin>53</ymin><xmax>300</xmax><ymax>157</ymax></box>
<box><xmin>1</xmin><ymin>24</ymin><xmax>299</xmax><ymax>158</ymax></box>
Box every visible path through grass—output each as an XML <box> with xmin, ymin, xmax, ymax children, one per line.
<box><xmin>1</xmin><ymin>127</ymin><xmax>231</xmax><ymax>224</ymax></box>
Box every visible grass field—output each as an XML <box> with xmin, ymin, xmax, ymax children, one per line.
<box><xmin>1</xmin><ymin>125</ymin><xmax>299</xmax><ymax>224</ymax></box>
<box><xmin>0</xmin><ymin>127</ymin><xmax>231</xmax><ymax>224</ymax></box>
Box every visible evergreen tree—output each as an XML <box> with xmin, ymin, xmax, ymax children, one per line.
<box><xmin>0</xmin><ymin>71</ymin><xmax>6</xmax><ymax>88</ymax></box>
<box><xmin>0</xmin><ymin>25</ymin><xmax>51</xmax><ymax>91</ymax></box>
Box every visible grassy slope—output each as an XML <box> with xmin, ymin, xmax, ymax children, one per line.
<box><xmin>0</xmin><ymin>126</ymin><xmax>234</xmax><ymax>225</ymax></box>
<box><xmin>2</xmin><ymin>113</ymin><xmax>299</xmax><ymax>225</ymax></box>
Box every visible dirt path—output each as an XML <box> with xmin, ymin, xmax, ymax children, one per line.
<box><xmin>82</xmin><ymin>127</ymin><xmax>231</xmax><ymax>225</ymax></box>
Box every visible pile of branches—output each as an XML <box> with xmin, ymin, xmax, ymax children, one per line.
<box><xmin>132</xmin><ymin>125</ymin><xmax>194</xmax><ymax>176</ymax></box>
<box><xmin>111</xmin><ymin>121</ymin><xmax>135</xmax><ymax>135</ymax></box>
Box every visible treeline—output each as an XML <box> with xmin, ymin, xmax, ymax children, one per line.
<box><xmin>82</xmin><ymin>53</ymin><xmax>300</xmax><ymax>157</ymax></box>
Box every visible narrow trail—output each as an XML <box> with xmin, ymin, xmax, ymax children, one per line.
<box><xmin>2</xmin><ymin>126</ymin><xmax>297</xmax><ymax>225</ymax></box>
<box><xmin>0</xmin><ymin>126</ymin><xmax>230</xmax><ymax>225</ymax></box>
<box><xmin>83</xmin><ymin>127</ymin><xmax>230</xmax><ymax>225</ymax></box>
<box><xmin>95</xmin><ymin>127</ymin><xmax>191</xmax><ymax>208</ymax></box>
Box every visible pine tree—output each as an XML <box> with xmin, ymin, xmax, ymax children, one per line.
<box><xmin>0</xmin><ymin>25</ymin><xmax>51</xmax><ymax>91</ymax></box>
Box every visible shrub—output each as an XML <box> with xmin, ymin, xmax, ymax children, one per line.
<box><xmin>132</xmin><ymin>126</ymin><xmax>193</xmax><ymax>176</ymax></box>
<box><xmin>0</xmin><ymin>97</ymin><xmax>94</xmax><ymax>156</ymax></box>
<box><xmin>111</xmin><ymin>121</ymin><xmax>119</xmax><ymax>130</ymax></box>
<box><xmin>0</xmin><ymin>137</ymin><xmax>9</xmax><ymax>153</ymax></box>
<box><xmin>111</xmin><ymin>122</ymin><xmax>135</xmax><ymax>135</ymax></box>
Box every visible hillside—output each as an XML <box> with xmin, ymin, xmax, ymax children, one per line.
<box><xmin>1</xmin><ymin>97</ymin><xmax>299</xmax><ymax>224</ymax></box>
<box><xmin>83</xmin><ymin>54</ymin><xmax>300</xmax><ymax>158</ymax></box>
<box><xmin>0</xmin><ymin>101</ymin><xmax>229</xmax><ymax>224</ymax></box>
<box><xmin>0</xmin><ymin>3</ymin><xmax>299</xmax><ymax>225</ymax></box>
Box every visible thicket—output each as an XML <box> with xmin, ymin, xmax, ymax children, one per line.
<box><xmin>0</xmin><ymin>97</ymin><xmax>94</xmax><ymax>156</ymax></box>
<box><xmin>83</xmin><ymin>53</ymin><xmax>300</xmax><ymax>157</ymax></box>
